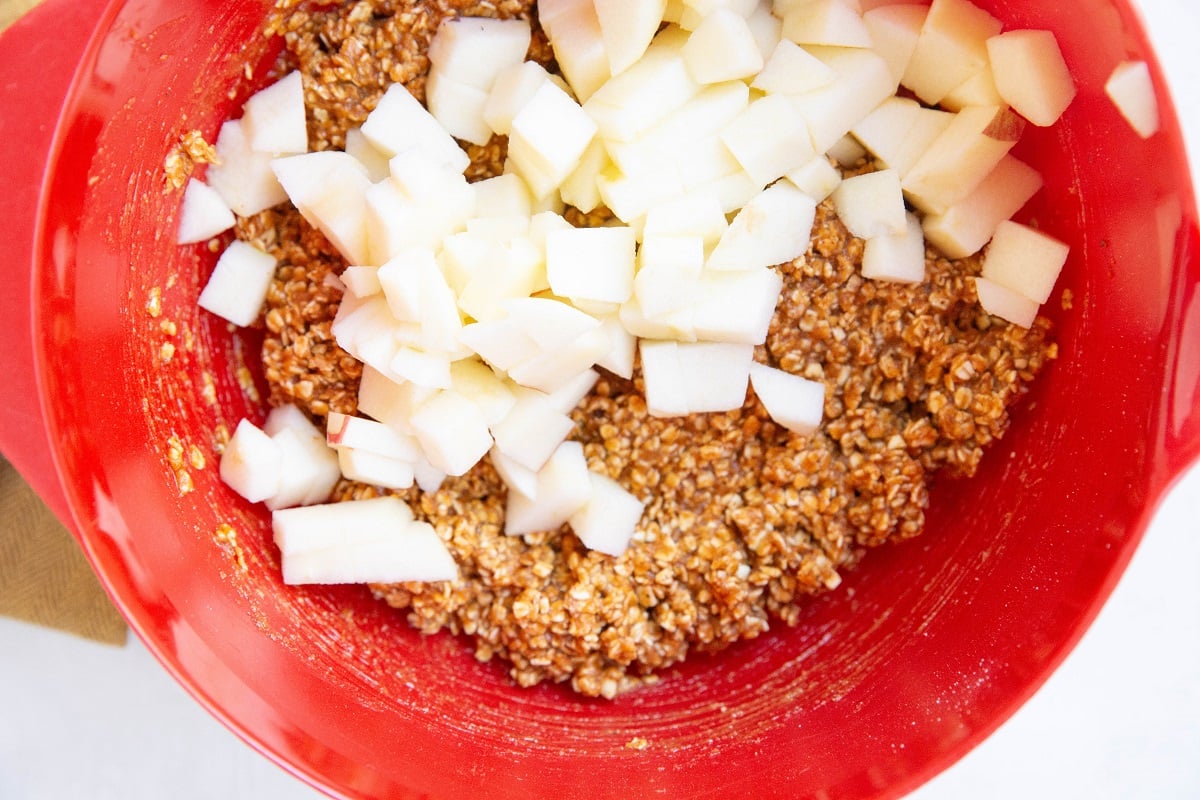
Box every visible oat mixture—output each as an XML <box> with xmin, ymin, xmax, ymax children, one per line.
<box><xmin>238</xmin><ymin>0</ymin><xmax>1054</xmax><ymax>697</ymax></box>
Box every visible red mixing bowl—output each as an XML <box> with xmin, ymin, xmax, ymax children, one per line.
<box><xmin>1</xmin><ymin>1</ymin><xmax>1197</xmax><ymax>798</ymax></box>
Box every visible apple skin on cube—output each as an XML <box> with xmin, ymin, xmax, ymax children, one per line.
<box><xmin>721</xmin><ymin>94</ymin><xmax>815</xmax><ymax>187</ymax></box>
<box><xmin>568</xmin><ymin>471</ymin><xmax>645</xmax><ymax>556</ymax></box>
<box><xmin>427</xmin><ymin>16</ymin><xmax>532</xmax><ymax>90</ymax></box>
<box><xmin>505</xmin><ymin>441</ymin><xmax>593</xmax><ymax>535</ymax></box>
<box><xmin>220</xmin><ymin>419</ymin><xmax>283</xmax><ymax>503</ymax></box>
<box><xmin>900</xmin><ymin>0</ymin><xmax>1001</xmax><ymax>106</ymax></box>
<box><xmin>1105</xmin><ymin>61</ymin><xmax>1160</xmax><ymax>139</ymax></box>
<box><xmin>862</xmin><ymin>211</ymin><xmax>926</xmax><ymax>284</ymax></box>
<box><xmin>197</xmin><ymin>240</ymin><xmax>278</xmax><ymax>327</ymax></box>
<box><xmin>546</xmin><ymin>225</ymin><xmax>636</xmax><ymax>304</ymax></box>
<box><xmin>831</xmin><ymin>168</ymin><xmax>906</xmax><ymax>240</ymax></box>
<box><xmin>360</xmin><ymin>83</ymin><xmax>470</xmax><ymax>173</ymax></box>
<box><xmin>781</xmin><ymin>0</ymin><xmax>873</xmax><ymax>48</ymax></box>
<box><xmin>921</xmin><ymin>154</ymin><xmax>1043</xmax><ymax>258</ymax></box>
<box><xmin>862</xmin><ymin>3</ymin><xmax>927</xmax><ymax>85</ymax></box>
<box><xmin>682</xmin><ymin>8</ymin><xmax>765</xmax><ymax>84</ymax></box>
<box><xmin>177</xmin><ymin>178</ymin><xmax>235</xmax><ymax>244</ymax></box>
<box><xmin>986</xmin><ymin>29</ymin><xmax>1077</xmax><ymax>127</ymax></box>
<box><xmin>707</xmin><ymin>182</ymin><xmax>818</xmax><ymax>271</ymax></box>
<box><xmin>241</xmin><ymin>70</ymin><xmax>308</xmax><ymax>155</ymax></box>
<box><xmin>594</xmin><ymin>0</ymin><xmax>668</xmax><ymax>75</ymax></box>
<box><xmin>206</xmin><ymin>120</ymin><xmax>289</xmax><ymax>217</ymax></box>
<box><xmin>973</xmin><ymin>276</ymin><xmax>1039</xmax><ymax>329</ymax></box>
<box><xmin>409</xmin><ymin>389</ymin><xmax>494</xmax><ymax>477</ymax></box>
<box><xmin>901</xmin><ymin>105</ymin><xmax>1025</xmax><ymax>215</ymax></box>
<box><xmin>980</xmin><ymin>220</ymin><xmax>1069</xmax><ymax>304</ymax></box>
<box><xmin>749</xmin><ymin>362</ymin><xmax>826</xmax><ymax>435</ymax></box>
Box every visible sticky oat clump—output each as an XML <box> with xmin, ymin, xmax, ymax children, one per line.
<box><xmin>237</xmin><ymin>0</ymin><xmax>1055</xmax><ymax>697</ymax></box>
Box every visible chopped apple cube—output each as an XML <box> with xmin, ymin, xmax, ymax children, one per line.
<box><xmin>344</xmin><ymin>127</ymin><xmax>391</xmax><ymax>182</ymax></box>
<box><xmin>1105</xmin><ymin>60</ymin><xmax>1160</xmax><ymax>139</ymax></box>
<box><xmin>752</xmin><ymin>39</ymin><xmax>838</xmax><ymax>95</ymax></box>
<box><xmin>326</xmin><ymin>412</ymin><xmax>420</xmax><ymax>461</ymax></box>
<box><xmin>861</xmin><ymin>211</ymin><xmax>926</xmax><ymax>283</ymax></box>
<box><xmin>901</xmin><ymin>105</ymin><xmax>1025</xmax><ymax>215</ymax></box>
<box><xmin>594</xmin><ymin>0</ymin><xmax>668</xmax><ymax>75</ymax></box>
<box><xmin>355</xmin><ymin>366</ymin><xmax>435</xmax><ymax>431</ymax></box>
<box><xmin>505</xmin><ymin>441</ymin><xmax>593</xmax><ymax>535</ymax></box>
<box><xmin>691</xmin><ymin>268</ymin><xmax>784</xmax><ymax>344</ymax></box>
<box><xmin>460</xmin><ymin>316</ymin><xmax>543</xmax><ymax>372</ymax></box>
<box><xmin>746</xmin><ymin>0</ymin><xmax>784</xmax><ymax>58</ymax></box>
<box><xmin>473</xmin><ymin>172</ymin><xmax>533</xmax><ymax>219</ymax></box>
<box><xmin>921</xmin><ymin>154</ymin><xmax>1043</xmax><ymax>258</ymax></box>
<box><xmin>264</xmin><ymin>425</ymin><xmax>342</xmax><ymax>510</ymax></box>
<box><xmin>641</xmin><ymin>340</ymin><xmax>754</xmax><ymax>415</ymax></box>
<box><xmin>558</xmin><ymin>137</ymin><xmax>610</xmax><ymax>213</ymax></box>
<box><xmin>643</xmin><ymin>193</ymin><xmax>729</xmax><ymax>249</ymax></box>
<box><xmin>492</xmin><ymin>389</ymin><xmax>578</xmax><ymax>472</ymax></box>
<box><xmin>939</xmin><ymin>64</ymin><xmax>1003</xmax><ymax>111</ymax></box>
<box><xmin>544</xmin><ymin>368</ymin><xmax>601</xmax><ymax>413</ymax></box>
<box><xmin>831</xmin><ymin>168</ymin><xmax>906</xmax><ymax>239</ymax></box>
<box><xmin>241</xmin><ymin>71</ymin><xmax>308</xmax><ymax>155</ymax></box>
<box><xmin>448</xmin><ymin>359</ymin><xmax>518</xmax><ymax>425</ymax></box>
<box><xmin>901</xmin><ymin>0</ymin><xmax>1001</xmax><ymax>105</ymax></box>
<box><xmin>749</xmin><ymin>362</ymin><xmax>826</xmax><ymax>435</ymax></box>
<box><xmin>272</xmin><ymin>151</ymin><xmax>372</xmax><ymax>265</ymax></box>
<box><xmin>597</xmin><ymin>160</ymin><xmax>686</xmax><ymax>223</ymax></box>
<box><xmin>973</xmin><ymin>276</ymin><xmax>1039</xmax><ymax>328</ymax></box>
<box><xmin>484</xmin><ymin>61</ymin><xmax>553</xmax><ymax>136</ymax></box>
<box><xmin>197</xmin><ymin>239</ymin><xmax>277</xmax><ymax>327</ymax></box>
<box><xmin>594</xmin><ymin>314</ymin><xmax>637</xmax><ymax>379</ymax></box>
<box><xmin>389</xmin><ymin>347</ymin><xmax>453</xmax><ymax>390</ymax></box>
<box><xmin>851</xmin><ymin>97</ymin><xmax>956</xmax><ymax>177</ymax></box>
<box><xmin>206</xmin><ymin>120</ymin><xmax>289</xmax><ymax>217</ymax></box>
<box><xmin>682</xmin><ymin>8</ymin><xmax>765</xmax><ymax>84</ymax></box>
<box><xmin>220</xmin><ymin>419</ymin><xmax>283</xmax><ymax>503</ymax></box>
<box><xmin>862</xmin><ymin>3</ymin><xmax>926</xmax><ymax>84</ymax></box>
<box><xmin>491</xmin><ymin>447</ymin><xmax>539</xmax><ymax>498</ymax></box>
<box><xmin>273</xmin><ymin>495</ymin><xmax>412</xmax><ymax>553</ymax></box>
<box><xmin>425</xmin><ymin>71</ymin><xmax>492</xmax><ymax>146</ymax></box>
<box><xmin>980</xmin><ymin>220</ymin><xmax>1068</xmax><ymax>304</ymax></box>
<box><xmin>791</xmin><ymin>46</ymin><xmax>897</xmax><ymax>153</ymax></box>
<box><xmin>508</xmin><ymin>79</ymin><xmax>599</xmax><ymax>200</ymax></box>
<box><xmin>545</xmin><ymin>225</ymin><xmax>636</xmax><ymax>304</ymax></box>
<box><xmin>177</xmin><ymin>179</ymin><xmax>235</xmax><ymax>244</ymax></box>
<box><xmin>569</xmin><ymin>471</ymin><xmax>645</xmax><ymax>556</ymax></box>
<box><xmin>409</xmin><ymin>389</ymin><xmax>494</xmax><ymax>476</ymax></box>
<box><xmin>707</xmin><ymin>182</ymin><xmax>818</xmax><ymax>271</ymax></box>
<box><xmin>337</xmin><ymin>448</ymin><xmax>415</xmax><ymax>490</ymax></box>
<box><xmin>508</xmin><ymin>327</ymin><xmax>611</xmax><ymax>393</ymax></box>
<box><xmin>360</xmin><ymin>83</ymin><xmax>470</xmax><ymax>172</ymax></box>
<box><xmin>784</xmin><ymin>156</ymin><xmax>842</xmax><ymax>201</ymax></box>
<box><xmin>721</xmin><ymin>94</ymin><xmax>816</xmax><ymax>186</ymax></box>
<box><xmin>678</xmin><ymin>0</ymin><xmax>758</xmax><ymax>31</ymax></box>
<box><xmin>986</xmin><ymin>30</ymin><xmax>1076</xmax><ymax>127</ymax></box>
<box><xmin>781</xmin><ymin>0</ymin><xmax>873</xmax><ymax>48</ymax></box>
<box><xmin>539</xmin><ymin>0</ymin><xmax>611</xmax><ymax>102</ymax></box>
<box><xmin>427</xmin><ymin>16</ymin><xmax>532</xmax><ymax>89</ymax></box>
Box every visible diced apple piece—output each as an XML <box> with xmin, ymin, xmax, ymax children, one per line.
<box><xmin>447</xmin><ymin>359</ymin><xmax>518</xmax><ymax>426</ymax></box>
<box><xmin>426</xmin><ymin>71</ymin><xmax>492</xmax><ymax>146</ymax></box>
<box><xmin>594</xmin><ymin>314</ymin><xmax>637</xmax><ymax>379</ymax></box>
<box><xmin>640</xmin><ymin>340</ymin><xmax>754</xmax><ymax>415</ymax></box>
<box><xmin>986</xmin><ymin>30</ymin><xmax>1076</xmax><ymax>127</ymax></box>
<box><xmin>508</xmin><ymin>79</ymin><xmax>599</xmax><ymax>200</ymax></box>
<box><xmin>264</xmin><ymin>426</ymin><xmax>342</xmax><ymax>510</ymax></box>
<box><xmin>746</xmin><ymin>0</ymin><xmax>784</xmax><ymax>58</ymax></box>
<box><xmin>831</xmin><ymin>168</ymin><xmax>906</xmax><ymax>239</ymax></box>
<box><xmin>558</xmin><ymin>137</ymin><xmax>610</xmax><ymax>213</ymax></box>
<box><xmin>326</xmin><ymin>412</ymin><xmax>420</xmax><ymax>461</ymax></box>
<box><xmin>862</xmin><ymin>3</ymin><xmax>926</xmax><ymax>85</ymax></box>
<box><xmin>939</xmin><ymin>64</ymin><xmax>1003</xmax><ymax>111</ymax></box>
<box><xmin>177</xmin><ymin>179</ymin><xmax>235</xmax><ymax>244</ymax></box>
<box><xmin>594</xmin><ymin>0</ymin><xmax>668</xmax><ymax>75</ymax></box>
<box><xmin>275</xmin><ymin>502</ymin><xmax>457</xmax><ymax>585</ymax></box>
<box><xmin>980</xmin><ymin>220</ymin><xmax>1068</xmax><ymax>304</ymax></box>
<box><xmin>901</xmin><ymin>0</ymin><xmax>1001</xmax><ymax>105</ymax></box>
<box><xmin>491</xmin><ymin>389</ymin><xmax>578</xmax><ymax>472</ymax></box>
<box><xmin>901</xmin><ymin>105</ymin><xmax>1025</xmax><ymax>215</ymax></box>
<box><xmin>721</xmin><ymin>94</ymin><xmax>815</xmax><ymax>186</ymax></box>
<box><xmin>363</xmin><ymin>181</ymin><xmax>437</xmax><ymax>263</ymax></box>
<box><xmin>272</xmin><ymin>151</ymin><xmax>372</xmax><ymax>265</ymax></box>
<box><xmin>544</xmin><ymin>368</ymin><xmax>601</xmax><ymax>413</ymax></box>
<box><xmin>597</xmin><ymin>161</ymin><xmax>686</xmax><ymax>224</ymax></box>
<box><xmin>691</xmin><ymin>268</ymin><xmax>784</xmax><ymax>345</ymax></box>
<box><xmin>473</xmin><ymin>172</ymin><xmax>533</xmax><ymax>219</ymax></box>
<box><xmin>688</xmin><ymin>167</ymin><xmax>764</xmax><ymax>215</ymax></box>
<box><xmin>545</xmin><ymin>225</ymin><xmax>636</xmax><ymax>304</ymax></box>
<box><xmin>344</xmin><ymin>127</ymin><xmax>391</xmax><ymax>182</ymax></box>
<box><xmin>484</xmin><ymin>61</ymin><xmax>552</xmax><ymax>136</ymax></box>
<box><xmin>220</xmin><ymin>419</ymin><xmax>283</xmax><ymax>503</ymax></box>
<box><xmin>508</xmin><ymin>327</ymin><xmax>611</xmax><ymax>394</ymax></box>
<box><xmin>273</xmin><ymin>495</ymin><xmax>413</xmax><ymax>553</ymax></box>
<box><xmin>749</xmin><ymin>362</ymin><xmax>825</xmax><ymax>435</ymax></box>
<box><xmin>791</xmin><ymin>46</ymin><xmax>897</xmax><ymax>153</ymax></box>
<box><xmin>973</xmin><ymin>276</ymin><xmax>1039</xmax><ymax>328</ymax></box>
<box><xmin>491</xmin><ymin>447</ymin><xmax>540</xmax><ymax>498</ymax></box>
<box><xmin>922</xmin><ymin>155</ymin><xmax>1043</xmax><ymax>258</ymax></box>
<box><xmin>337</xmin><ymin>448</ymin><xmax>415</xmax><ymax>490</ymax></box>
<box><xmin>707</xmin><ymin>182</ymin><xmax>818</xmax><ymax>271</ymax></box>
<box><xmin>862</xmin><ymin>211</ymin><xmax>925</xmax><ymax>283</ymax></box>
<box><xmin>389</xmin><ymin>149</ymin><xmax>476</xmax><ymax>218</ymax></box>
<box><xmin>241</xmin><ymin>71</ymin><xmax>308</xmax><ymax>155</ymax></box>
<box><xmin>540</xmin><ymin>0</ymin><xmax>611</xmax><ymax>102</ymax></box>
<box><xmin>206</xmin><ymin>120</ymin><xmax>289</xmax><ymax>217</ymax></box>
<box><xmin>619</xmin><ymin>295</ymin><xmax>695</xmax><ymax>341</ymax></box>
<box><xmin>1105</xmin><ymin>60</ymin><xmax>1160</xmax><ymax>139</ymax></box>
<box><xmin>360</xmin><ymin>83</ymin><xmax>470</xmax><ymax>172</ymax></box>
<box><xmin>264</xmin><ymin>403</ymin><xmax>322</xmax><ymax>439</ymax></box>
<box><xmin>568</xmin><ymin>471</ymin><xmax>645</xmax><ymax>556</ymax></box>
<box><xmin>851</xmin><ymin>97</ymin><xmax>956</xmax><ymax>177</ymax></box>
<box><xmin>781</xmin><ymin>0</ymin><xmax>872</xmax><ymax>48</ymax></box>
<box><xmin>678</xmin><ymin>0</ymin><xmax>758</xmax><ymax>30</ymax></box>
<box><xmin>752</xmin><ymin>39</ymin><xmax>837</xmax><ymax>95</ymax></box>
<box><xmin>408</xmin><ymin>389</ymin><xmax>493</xmax><ymax>476</ymax></box>
<box><xmin>683</xmin><ymin>8</ymin><xmax>764</xmax><ymax>84</ymax></box>
<box><xmin>784</xmin><ymin>156</ymin><xmax>842</xmax><ymax>201</ymax></box>
<box><xmin>583</xmin><ymin>28</ymin><xmax>701</xmax><ymax>143</ymax></box>
<box><xmin>389</xmin><ymin>347</ymin><xmax>453</xmax><ymax>390</ymax></box>
<box><xmin>354</xmin><ymin>366</ymin><xmax>434</xmax><ymax>431</ymax></box>
<box><xmin>643</xmin><ymin>193</ymin><xmax>729</xmax><ymax>249</ymax></box>
<box><xmin>826</xmin><ymin>133</ymin><xmax>867</xmax><ymax>167</ymax></box>
<box><xmin>505</xmin><ymin>441</ymin><xmax>592</xmax><ymax>535</ymax></box>
<box><xmin>634</xmin><ymin>258</ymin><xmax>703</xmax><ymax>319</ymax></box>
<box><xmin>428</xmin><ymin>16</ymin><xmax>532</xmax><ymax>89</ymax></box>
<box><xmin>503</xmin><ymin>296</ymin><xmax>602</xmax><ymax>347</ymax></box>
<box><xmin>197</xmin><ymin>240</ymin><xmax>277</xmax><ymax>327</ymax></box>
<box><xmin>460</xmin><ymin>317</ymin><xmax>543</xmax><ymax>372</ymax></box>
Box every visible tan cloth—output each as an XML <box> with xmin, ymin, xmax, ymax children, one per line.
<box><xmin>0</xmin><ymin>0</ymin><xmax>127</xmax><ymax>645</ymax></box>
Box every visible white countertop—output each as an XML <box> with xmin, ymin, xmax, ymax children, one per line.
<box><xmin>2</xmin><ymin>1</ymin><xmax>1198</xmax><ymax>798</ymax></box>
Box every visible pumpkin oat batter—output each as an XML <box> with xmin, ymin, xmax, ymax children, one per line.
<box><xmin>237</xmin><ymin>0</ymin><xmax>1054</xmax><ymax>697</ymax></box>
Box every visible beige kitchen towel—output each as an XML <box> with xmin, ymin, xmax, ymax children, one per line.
<box><xmin>0</xmin><ymin>0</ymin><xmax>127</xmax><ymax>645</ymax></box>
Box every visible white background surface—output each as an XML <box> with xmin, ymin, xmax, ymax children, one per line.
<box><xmin>2</xmin><ymin>1</ymin><xmax>1199</xmax><ymax>798</ymax></box>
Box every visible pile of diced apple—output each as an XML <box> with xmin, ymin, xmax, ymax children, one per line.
<box><xmin>180</xmin><ymin>0</ymin><xmax>1090</xmax><ymax>582</ymax></box>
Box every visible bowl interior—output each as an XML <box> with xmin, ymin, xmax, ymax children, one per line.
<box><xmin>33</xmin><ymin>1</ymin><xmax>1200</xmax><ymax>798</ymax></box>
